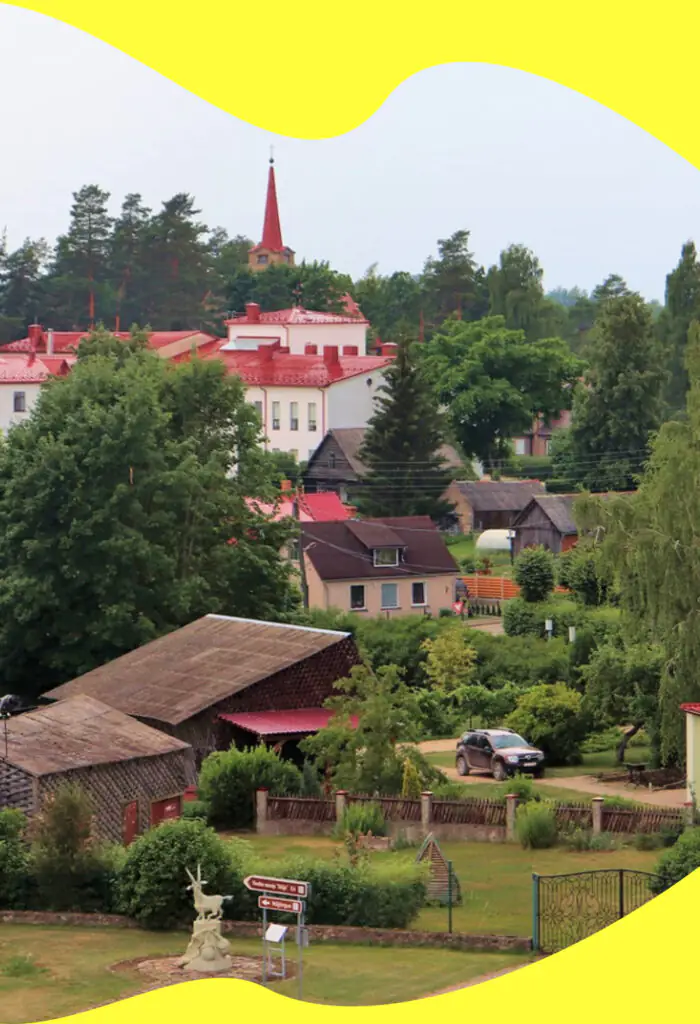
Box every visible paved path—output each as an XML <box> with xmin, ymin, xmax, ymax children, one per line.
<box><xmin>466</xmin><ymin>619</ymin><xmax>504</xmax><ymax>635</ymax></box>
<box><xmin>417</xmin><ymin>740</ymin><xmax>687</xmax><ymax>808</ymax></box>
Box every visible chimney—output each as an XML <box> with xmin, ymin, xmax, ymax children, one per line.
<box><xmin>46</xmin><ymin>329</ymin><xmax>55</xmax><ymax>356</ymax></box>
<box><xmin>380</xmin><ymin>342</ymin><xmax>398</xmax><ymax>357</ymax></box>
<box><xmin>323</xmin><ymin>345</ymin><xmax>340</xmax><ymax>367</ymax></box>
<box><xmin>27</xmin><ymin>324</ymin><xmax>42</xmax><ymax>351</ymax></box>
<box><xmin>304</xmin><ymin>344</ymin><xmax>318</xmax><ymax>355</ymax></box>
<box><xmin>245</xmin><ymin>302</ymin><xmax>261</xmax><ymax>322</ymax></box>
<box><xmin>258</xmin><ymin>343</ymin><xmax>275</xmax><ymax>363</ymax></box>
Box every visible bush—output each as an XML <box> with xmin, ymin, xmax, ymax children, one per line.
<box><xmin>649</xmin><ymin>827</ymin><xmax>700</xmax><ymax>895</ymax></box>
<box><xmin>503</xmin><ymin>598</ymin><xmax>583</xmax><ymax>639</ymax></box>
<box><xmin>506</xmin><ymin>682</ymin><xmax>589</xmax><ymax>765</ymax></box>
<box><xmin>28</xmin><ymin>784</ymin><xmax>120</xmax><ymax>913</ymax></box>
<box><xmin>558</xmin><ymin>546</ymin><xmax>612</xmax><ymax>606</ymax></box>
<box><xmin>181</xmin><ymin>800</ymin><xmax>208</xmax><ymax>821</ymax></box>
<box><xmin>199</xmin><ymin>745</ymin><xmax>303</xmax><ymax>830</ymax></box>
<box><xmin>514</xmin><ymin>547</ymin><xmax>555</xmax><ymax>603</ymax></box>
<box><xmin>117</xmin><ymin>818</ymin><xmax>251</xmax><ymax>929</ymax></box>
<box><xmin>634</xmin><ymin>833</ymin><xmax>663</xmax><ymax>852</ymax></box>
<box><xmin>559</xmin><ymin>825</ymin><xmax>616</xmax><ymax>851</ymax></box>
<box><xmin>334</xmin><ymin>802</ymin><xmax>387</xmax><ymax>840</ymax></box>
<box><xmin>301</xmin><ymin>760</ymin><xmax>323</xmax><ymax>797</ymax></box>
<box><xmin>401</xmin><ymin>758</ymin><xmax>422</xmax><ymax>799</ymax></box>
<box><xmin>500</xmin><ymin>776</ymin><xmax>540</xmax><ymax>803</ymax></box>
<box><xmin>469</xmin><ymin>631</ymin><xmax>570</xmax><ymax>689</ymax></box>
<box><xmin>516</xmin><ymin>802</ymin><xmax>557</xmax><ymax>849</ymax></box>
<box><xmin>0</xmin><ymin>810</ymin><xmax>30</xmax><ymax>910</ymax></box>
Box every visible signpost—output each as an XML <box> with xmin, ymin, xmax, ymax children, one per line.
<box><xmin>245</xmin><ymin>874</ymin><xmax>309</xmax><ymax>998</ymax></box>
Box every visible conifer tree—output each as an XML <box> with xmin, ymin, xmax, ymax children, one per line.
<box><xmin>356</xmin><ymin>340</ymin><xmax>456</xmax><ymax>524</ymax></box>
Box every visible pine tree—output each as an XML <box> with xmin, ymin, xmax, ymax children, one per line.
<box><xmin>656</xmin><ymin>241</ymin><xmax>700</xmax><ymax>416</ymax></box>
<box><xmin>109</xmin><ymin>193</ymin><xmax>152</xmax><ymax>330</ymax></box>
<box><xmin>356</xmin><ymin>340</ymin><xmax>456</xmax><ymax>523</ymax></box>
<box><xmin>47</xmin><ymin>185</ymin><xmax>114</xmax><ymax>327</ymax></box>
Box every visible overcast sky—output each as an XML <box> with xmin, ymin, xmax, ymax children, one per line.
<box><xmin>2</xmin><ymin>8</ymin><xmax>700</xmax><ymax>301</ymax></box>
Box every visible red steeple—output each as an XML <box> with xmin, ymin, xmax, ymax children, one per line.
<box><xmin>261</xmin><ymin>157</ymin><xmax>284</xmax><ymax>252</ymax></box>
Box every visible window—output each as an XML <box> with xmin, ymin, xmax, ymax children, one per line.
<box><xmin>514</xmin><ymin>437</ymin><xmax>527</xmax><ymax>456</ymax></box>
<box><xmin>328</xmin><ymin>453</ymin><xmax>336</xmax><ymax>469</ymax></box>
<box><xmin>252</xmin><ymin>400</ymin><xmax>263</xmax><ymax>420</ymax></box>
<box><xmin>380</xmin><ymin>582</ymin><xmax>399</xmax><ymax>609</ymax></box>
<box><xmin>13</xmin><ymin>392</ymin><xmax>26</xmax><ymax>413</ymax></box>
<box><xmin>411</xmin><ymin>581</ymin><xmax>426</xmax><ymax>606</ymax></box>
<box><xmin>544</xmin><ymin>438</ymin><xmax>552</xmax><ymax>455</ymax></box>
<box><xmin>373</xmin><ymin>547</ymin><xmax>399</xmax><ymax>567</ymax></box>
<box><xmin>308</xmin><ymin>402</ymin><xmax>317</xmax><ymax>431</ymax></box>
<box><xmin>271</xmin><ymin>401</ymin><xmax>281</xmax><ymax>430</ymax></box>
<box><xmin>350</xmin><ymin>584</ymin><xmax>365</xmax><ymax>610</ymax></box>
<box><xmin>257</xmin><ymin>254</ymin><xmax>268</xmax><ymax>265</ymax></box>
<box><xmin>290</xmin><ymin>402</ymin><xmax>299</xmax><ymax>431</ymax></box>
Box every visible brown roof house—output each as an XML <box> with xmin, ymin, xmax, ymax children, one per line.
<box><xmin>444</xmin><ymin>480</ymin><xmax>547</xmax><ymax>534</ymax></box>
<box><xmin>302</xmin><ymin>516</ymin><xmax>459</xmax><ymax>617</ymax></box>
<box><xmin>45</xmin><ymin>614</ymin><xmax>362</xmax><ymax>765</ymax></box>
<box><xmin>0</xmin><ymin>695</ymin><xmax>195</xmax><ymax>845</ymax></box>
<box><xmin>304</xmin><ymin>428</ymin><xmax>469</xmax><ymax>502</ymax></box>
<box><xmin>511</xmin><ymin>494</ymin><xmax>578</xmax><ymax>556</ymax></box>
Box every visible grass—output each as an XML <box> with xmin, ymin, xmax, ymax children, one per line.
<box><xmin>445</xmin><ymin>535</ymin><xmax>514</xmax><ymax>577</ymax></box>
<box><xmin>0</xmin><ymin>925</ymin><xmax>529</xmax><ymax>1020</ymax></box>
<box><xmin>224</xmin><ymin>833</ymin><xmax>660</xmax><ymax>937</ymax></box>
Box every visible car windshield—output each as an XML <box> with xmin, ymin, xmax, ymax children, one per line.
<box><xmin>491</xmin><ymin>734</ymin><xmax>528</xmax><ymax>749</ymax></box>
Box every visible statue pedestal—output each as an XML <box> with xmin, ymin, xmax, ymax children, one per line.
<box><xmin>179</xmin><ymin>918</ymin><xmax>232</xmax><ymax>974</ymax></box>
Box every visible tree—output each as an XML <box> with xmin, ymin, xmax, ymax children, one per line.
<box><xmin>506</xmin><ymin>682</ymin><xmax>589</xmax><ymax>765</ymax></box>
<box><xmin>513</xmin><ymin>546</ymin><xmax>555</xmax><ymax>602</ymax></box>
<box><xmin>422</xmin><ymin>315</ymin><xmax>580</xmax><ymax>467</ymax></box>
<box><xmin>109</xmin><ymin>193</ymin><xmax>152</xmax><ymax>330</ymax></box>
<box><xmin>353</xmin><ymin>266</ymin><xmax>423</xmax><ymax>342</ymax></box>
<box><xmin>0</xmin><ymin>237</ymin><xmax>50</xmax><ymax>341</ymax></box>
<box><xmin>656</xmin><ymin>241</ymin><xmax>700</xmax><ymax>416</ymax></box>
<box><xmin>558</xmin><ymin>543</ymin><xmax>613</xmax><ymax>606</ymax></box>
<box><xmin>421</xmin><ymin>230</ymin><xmax>489</xmax><ymax>328</ymax></box>
<box><xmin>0</xmin><ymin>328</ymin><xmax>298</xmax><ymax>697</ymax></box>
<box><xmin>564</xmin><ymin>293</ymin><xmax>666</xmax><ymax>491</ymax></box>
<box><xmin>47</xmin><ymin>185</ymin><xmax>114</xmax><ymax>327</ymax></box>
<box><xmin>225</xmin><ymin>260</ymin><xmax>353</xmax><ymax>316</ymax></box>
<box><xmin>356</xmin><ymin>340</ymin><xmax>456</xmax><ymax>523</ymax></box>
<box><xmin>487</xmin><ymin>244</ymin><xmax>546</xmax><ymax>341</ymax></box>
<box><xmin>421</xmin><ymin>625</ymin><xmax>477</xmax><ymax>709</ymax></box>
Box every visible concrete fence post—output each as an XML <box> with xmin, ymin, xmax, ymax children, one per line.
<box><xmin>592</xmin><ymin>797</ymin><xmax>604</xmax><ymax>835</ymax></box>
<box><xmin>255</xmin><ymin>788</ymin><xmax>268</xmax><ymax>834</ymax></box>
<box><xmin>421</xmin><ymin>791</ymin><xmax>433</xmax><ymax>834</ymax></box>
<box><xmin>335</xmin><ymin>790</ymin><xmax>348</xmax><ymax>824</ymax></box>
<box><xmin>505</xmin><ymin>794</ymin><xmax>518</xmax><ymax>841</ymax></box>
<box><xmin>684</xmin><ymin>801</ymin><xmax>695</xmax><ymax>830</ymax></box>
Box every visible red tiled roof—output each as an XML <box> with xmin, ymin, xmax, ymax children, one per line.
<box><xmin>0</xmin><ymin>353</ymin><xmax>75</xmax><ymax>383</ymax></box>
<box><xmin>177</xmin><ymin>342</ymin><xmax>392</xmax><ymax>387</ymax></box>
<box><xmin>225</xmin><ymin>306</ymin><xmax>369</xmax><ymax>327</ymax></box>
<box><xmin>218</xmin><ymin>708</ymin><xmax>359</xmax><ymax>737</ymax></box>
<box><xmin>246</xmin><ymin>492</ymin><xmax>352</xmax><ymax>523</ymax></box>
<box><xmin>681</xmin><ymin>703</ymin><xmax>700</xmax><ymax>716</ymax></box>
<box><xmin>0</xmin><ymin>329</ymin><xmax>214</xmax><ymax>354</ymax></box>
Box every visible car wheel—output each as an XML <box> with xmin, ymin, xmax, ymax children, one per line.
<box><xmin>456</xmin><ymin>755</ymin><xmax>469</xmax><ymax>777</ymax></box>
<box><xmin>492</xmin><ymin>759</ymin><xmax>507</xmax><ymax>782</ymax></box>
<box><xmin>534</xmin><ymin>768</ymin><xmax>545</xmax><ymax>779</ymax></box>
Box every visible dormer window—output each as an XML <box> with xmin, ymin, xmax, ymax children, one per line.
<box><xmin>373</xmin><ymin>547</ymin><xmax>399</xmax><ymax>567</ymax></box>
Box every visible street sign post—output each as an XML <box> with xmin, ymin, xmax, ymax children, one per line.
<box><xmin>247</xmin><ymin>874</ymin><xmax>309</xmax><ymax>998</ymax></box>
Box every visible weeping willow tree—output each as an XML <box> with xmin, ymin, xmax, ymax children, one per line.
<box><xmin>576</xmin><ymin>322</ymin><xmax>700</xmax><ymax>766</ymax></box>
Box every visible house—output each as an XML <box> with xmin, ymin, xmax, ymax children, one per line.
<box><xmin>681</xmin><ymin>704</ymin><xmax>700</xmax><ymax>803</ymax></box>
<box><xmin>301</xmin><ymin>516</ymin><xmax>459</xmax><ymax>617</ymax></box>
<box><xmin>444</xmin><ymin>480</ymin><xmax>546</xmax><ymax>534</ymax></box>
<box><xmin>246</xmin><ymin>485</ymin><xmax>353</xmax><ymax>524</ymax></box>
<box><xmin>511</xmin><ymin>494</ymin><xmax>578</xmax><ymax>556</ymax></box>
<box><xmin>45</xmin><ymin>614</ymin><xmax>363</xmax><ymax>765</ymax></box>
<box><xmin>512</xmin><ymin>410</ymin><xmax>572</xmax><ymax>457</ymax></box>
<box><xmin>303</xmin><ymin>428</ymin><xmax>467</xmax><ymax>502</ymax></box>
<box><xmin>0</xmin><ymin>325</ymin><xmax>217</xmax><ymax>360</ymax></box>
<box><xmin>0</xmin><ymin>695</ymin><xmax>195</xmax><ymax>845</ymax></box>
<box><xmin>224</xmin><ymin>302</ymin><xmax>370</xmax><ymax>357</ymax></box>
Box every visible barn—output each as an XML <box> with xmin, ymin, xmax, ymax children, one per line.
<box><xmin>511</xmin><ymin>494</ymin><xmax>578</xmax><ymax>556</ymax></box>
<box><xmin>0</xmin><ymin>695</ymin><xmax>195</xmax><ymax>845</ymax></box>
<box><xmin>45</xmin><ymin>614</ymin><xmax>363</xmax><ymax>765</ymax></box>
<box><xmin>444</xmin><ymin>480</ymin><xmax>546</xmax><ymax>534</ymax></box>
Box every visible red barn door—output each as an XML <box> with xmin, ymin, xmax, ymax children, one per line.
<box><xmin>123</xmin><ymin>801</ymin><xmax>139</xmax><ymax>846</ymax></box>
<box><xmin>150</xmin><ymin>795</ymin><xmax>182</xmax><ymax>827</ymax></box>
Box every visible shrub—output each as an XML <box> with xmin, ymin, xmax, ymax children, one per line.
<box><xmin>558</xmin><ymin>546</ymin><xmax>612</xmax><ymax>606</ymax></box>
<box><xmin>401</xmin><ymin>758</ymin><xmax>422</xmax><ymax>799</ymax></box>
<box><xmin>28</xmin><ymin>784</ymin><xmax>119</xmax><ymax>913</ymax></box>
<box><xmin>301</xmin><ymin>760</ymin><xmax>323</xmax><ymax>797</ymax></box>
<box><xmin>117</xmin><ymin>818</ymin><xmax>251</xmax><ymax>930</ymax></box>
<box><xmin>501</xmin><ymin>776</ymin><xmax>540</xmax><ymax>803</ymax></box>
<box><xmin>469</xmin><ymin>631</ymin><xmax>569</xmax><ymax>689</ymax></box>
<box><xmin>181</xmin><ymin>800</ymin><xmax>209</xmax><ymax>821</ymax></box>
<box><xmin>560</xmin><ymin>826</ymin><xmax>616</xmax><ymax>851</ymax></box>
<box><xmin>334</xmin><ymin>801</ymin><xmax>387</xmax><ymax>840</ymax></box>
<box><xmin>649</xmin><ymin>827</ymin><xmax>700</xmax><ymax>895</ymax></box>
<box><xmin>506</xmin><ymin>682</ymin><xmax>589</xmax><ymax>765</ymax></box>
<box><xmin>514</xmin><ymin>547</ymin><xmax>555</xmax><ymax>603</ymax></box>
<box><xmin>634</xmin><ymin>833</ymin><xmax>663</xmax><ymax>852</ymax></box>
<box><xmin>0</xmin><ymin>810</ymin><xmax>30</xmax><ymax>910</ymax></box>
<box><xmin>516</xmin><ymin>802</ymin><xmax>557</xmax><ymax>849</ymax></box>
<box><xmin>503</xmin><ymin>598</ymin><xmax>583</xmax><ymax>639</ymax></box>
<box><xmin>199</xmin><ymin>745</ymin><xmax>303</xmax><ymax>830</ymax></box>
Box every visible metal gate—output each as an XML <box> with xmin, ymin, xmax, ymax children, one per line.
<box><xmin>532</xmin><ymin>869</ymin><xmax>661</xmax><ymax>953</ymax></box>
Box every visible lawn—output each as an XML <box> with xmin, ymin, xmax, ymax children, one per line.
<box><xmin>445</xmin><ymin>535</ymin><xmax>514</xmax><ymax>577</ymax></box>
<box><xmin>0</xmin><ymin>925</ymin><xmax>529</xmax><ymax>1020</ymax></box>
<box><xmin>225</xmin><ymin>834</ymin><xmax>660</xmax><ymax>936</ymax></box>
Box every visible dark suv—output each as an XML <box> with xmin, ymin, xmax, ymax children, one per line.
<box><xmin>455</xmin><ymin>728</ymin><xmax>545</xmax><ymax>781</ymax></box>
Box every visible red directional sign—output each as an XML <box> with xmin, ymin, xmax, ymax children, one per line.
<box><xmin>258</xmin><ymin>894</ymin><xmax>303</xmax><ymax>914</ymax></box>
<box><xmin>244</xmin><ymin>874</ymin><xmax>308</xmax><ymax>898</ymax></box>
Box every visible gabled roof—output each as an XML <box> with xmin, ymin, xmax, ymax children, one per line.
<box><xmin>452</xmin><ymin>480</ymin><xmax>545</xmax><ymax>513</ymax></box>
<box><xmin>302</xmin><ymin>516</ymin><xmax>459</xmax><ymax>581</ymax></box>
<box><xmin>0</xmin><ymin>329</ymin><xmax>215</xmax><ymax>355</ymax></box>
<box><xmin>45</xmin><ymin>614</ymin><xmax>356</xmax><ymax>726</ymax></box>
<box><xmin>2</xmin><ymin>695</ymin><xmax>189</xmax><ymax>777</ymax></box>
<box><xmin>246</xmin><ymin>491</ymin><xmax>352</xmax><ymax>523</ymax></box>
<box><xmin>0</xmin><ymin>352</ymin><xmax>74</xmax><ymax>383</ymax></box>
<box><xmin>346</xmin><ymin>520</ymin><xmax>405</xmax><ymax>549</ymax></box>
<box><xmin>225</xmin><ymin>306</ymin><xmax>369</xmax><ymax>327</ymax></box>
<box><xmin>307</xmin><ymin>428</ymin><xmax>466</xmax><ymax>478</ymax></box>
<box><xmin>514</xmin><ymin>494</ymin><xmax>578</xmax><ymax>535</ymax></box>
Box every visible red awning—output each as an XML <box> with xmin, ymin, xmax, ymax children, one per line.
<box><xmin>218</xmin><ymin>708</ymin><xmax>358</xmax><ymax>737</ymax></box>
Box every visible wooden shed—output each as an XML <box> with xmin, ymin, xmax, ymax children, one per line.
<box><xmin>0</xmin><ymin>695</ymin><xmax>196</xmax><ymax>845</ymax></box>
<box><xmin>45</xmin><ymin>614</ymin><xmax>363</xmax><ymax>766</ymax></box>
<box><xmin>511</xmin><ymin>494</ymin><xmax>578</xmax><ymax>556</ymax></box>
<box><xmin>444</xmin><ymin>480</ymin><xmax>546</xmax><ymax>534</ymax></box>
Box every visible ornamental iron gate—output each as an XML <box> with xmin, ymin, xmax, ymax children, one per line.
<box><xmin>532</xmin><ymin>869</ymin><xmax>661</xmax><ymax>953</ymax></box>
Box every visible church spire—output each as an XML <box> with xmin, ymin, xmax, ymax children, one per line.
<box><xmin>249</xmin><ymin>153</ymin><xmax>295</xmax><ymax>272</ymax></box>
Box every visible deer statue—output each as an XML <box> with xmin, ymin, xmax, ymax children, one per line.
<box><xmin>185</xmin><ymin>865</ymin><xmax>232</xmax><ymax>921</ymax></box>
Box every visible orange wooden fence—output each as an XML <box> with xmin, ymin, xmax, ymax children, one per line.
<box><xmin>461</xmin><ymin>576</ymin><xmax>570</xmax><ymax>600</ymax></box>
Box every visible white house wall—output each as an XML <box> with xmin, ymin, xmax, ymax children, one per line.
<box><xmin>245</xmin><ymin>384</ymin><xmax>326</xmax><ymax>460</ymax></box>
<box><xmin>286</xmin><ymin>322</ymin><xmax>367</xmax><ymax>355</ymax></box>
<box><xmin>326</xmin><ymin>371</ymin><xmax>385</xmax><ymax>430</ymax></box>
<box><xmin>0</xmin><ymin>383</ymin><xmax>42</xmax><ymax>434</ymax></box>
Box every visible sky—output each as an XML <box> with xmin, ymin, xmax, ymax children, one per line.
<box><xmin>2</xmin><ymin>9</ymin><xmax>700</xmax><ymax>301</ymax></box>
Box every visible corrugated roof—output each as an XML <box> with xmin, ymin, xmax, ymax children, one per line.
<box><xmin>45</xmin><ymin>614</ymin><xmax>354</xmax><ymax>726</ymax></box>
<box><xmin>2</xmin><ymin>695</ymin><xmax>189</xmax><ymax>777</ymax></box>
<box><xmin>245</xmin><ymin>492</ymin><xmax>352</xmax><ymax>523</ymax></box>
<box><xmin>219</xmin><ymin>708</ymin><xmax>359</xmax><ymax>737</ymax></box>
<box><xmin>0</xmin><ymin>353</ymin><xmax>74</xmax><ymax>383</ymax></box>
<box><xmin>516</xmin><ymin>494</ymin><xmax>578</xmax><ymax>535</ymax></box>
<box><xmin>173</xmin><ymin>344</ymin><xmax>392</xmax><ymax>387</ymax></box>
<box><xmin>302</xmin><ymin>516</ymin><xmax>458</xmax><ymax>581</ymax></box>
<box><xmin>452</xmin><ymin>480</ymin><xmax>545</xmax><ymax>513</ymax></box>
<box><xmin>225</xmin><ymin>307</ymin><xmax>368</xmax><ymax>327</ymax></box>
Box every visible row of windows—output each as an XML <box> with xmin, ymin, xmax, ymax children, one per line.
<box><xmin>350</xmin><ymin>581</ymin><xmax>426</xmax><ymax>611</ymax></box>
<box><xmin>252</xmin><ymin>400</ymin><xmax>317</xmax><ymax>432</ymax></box>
